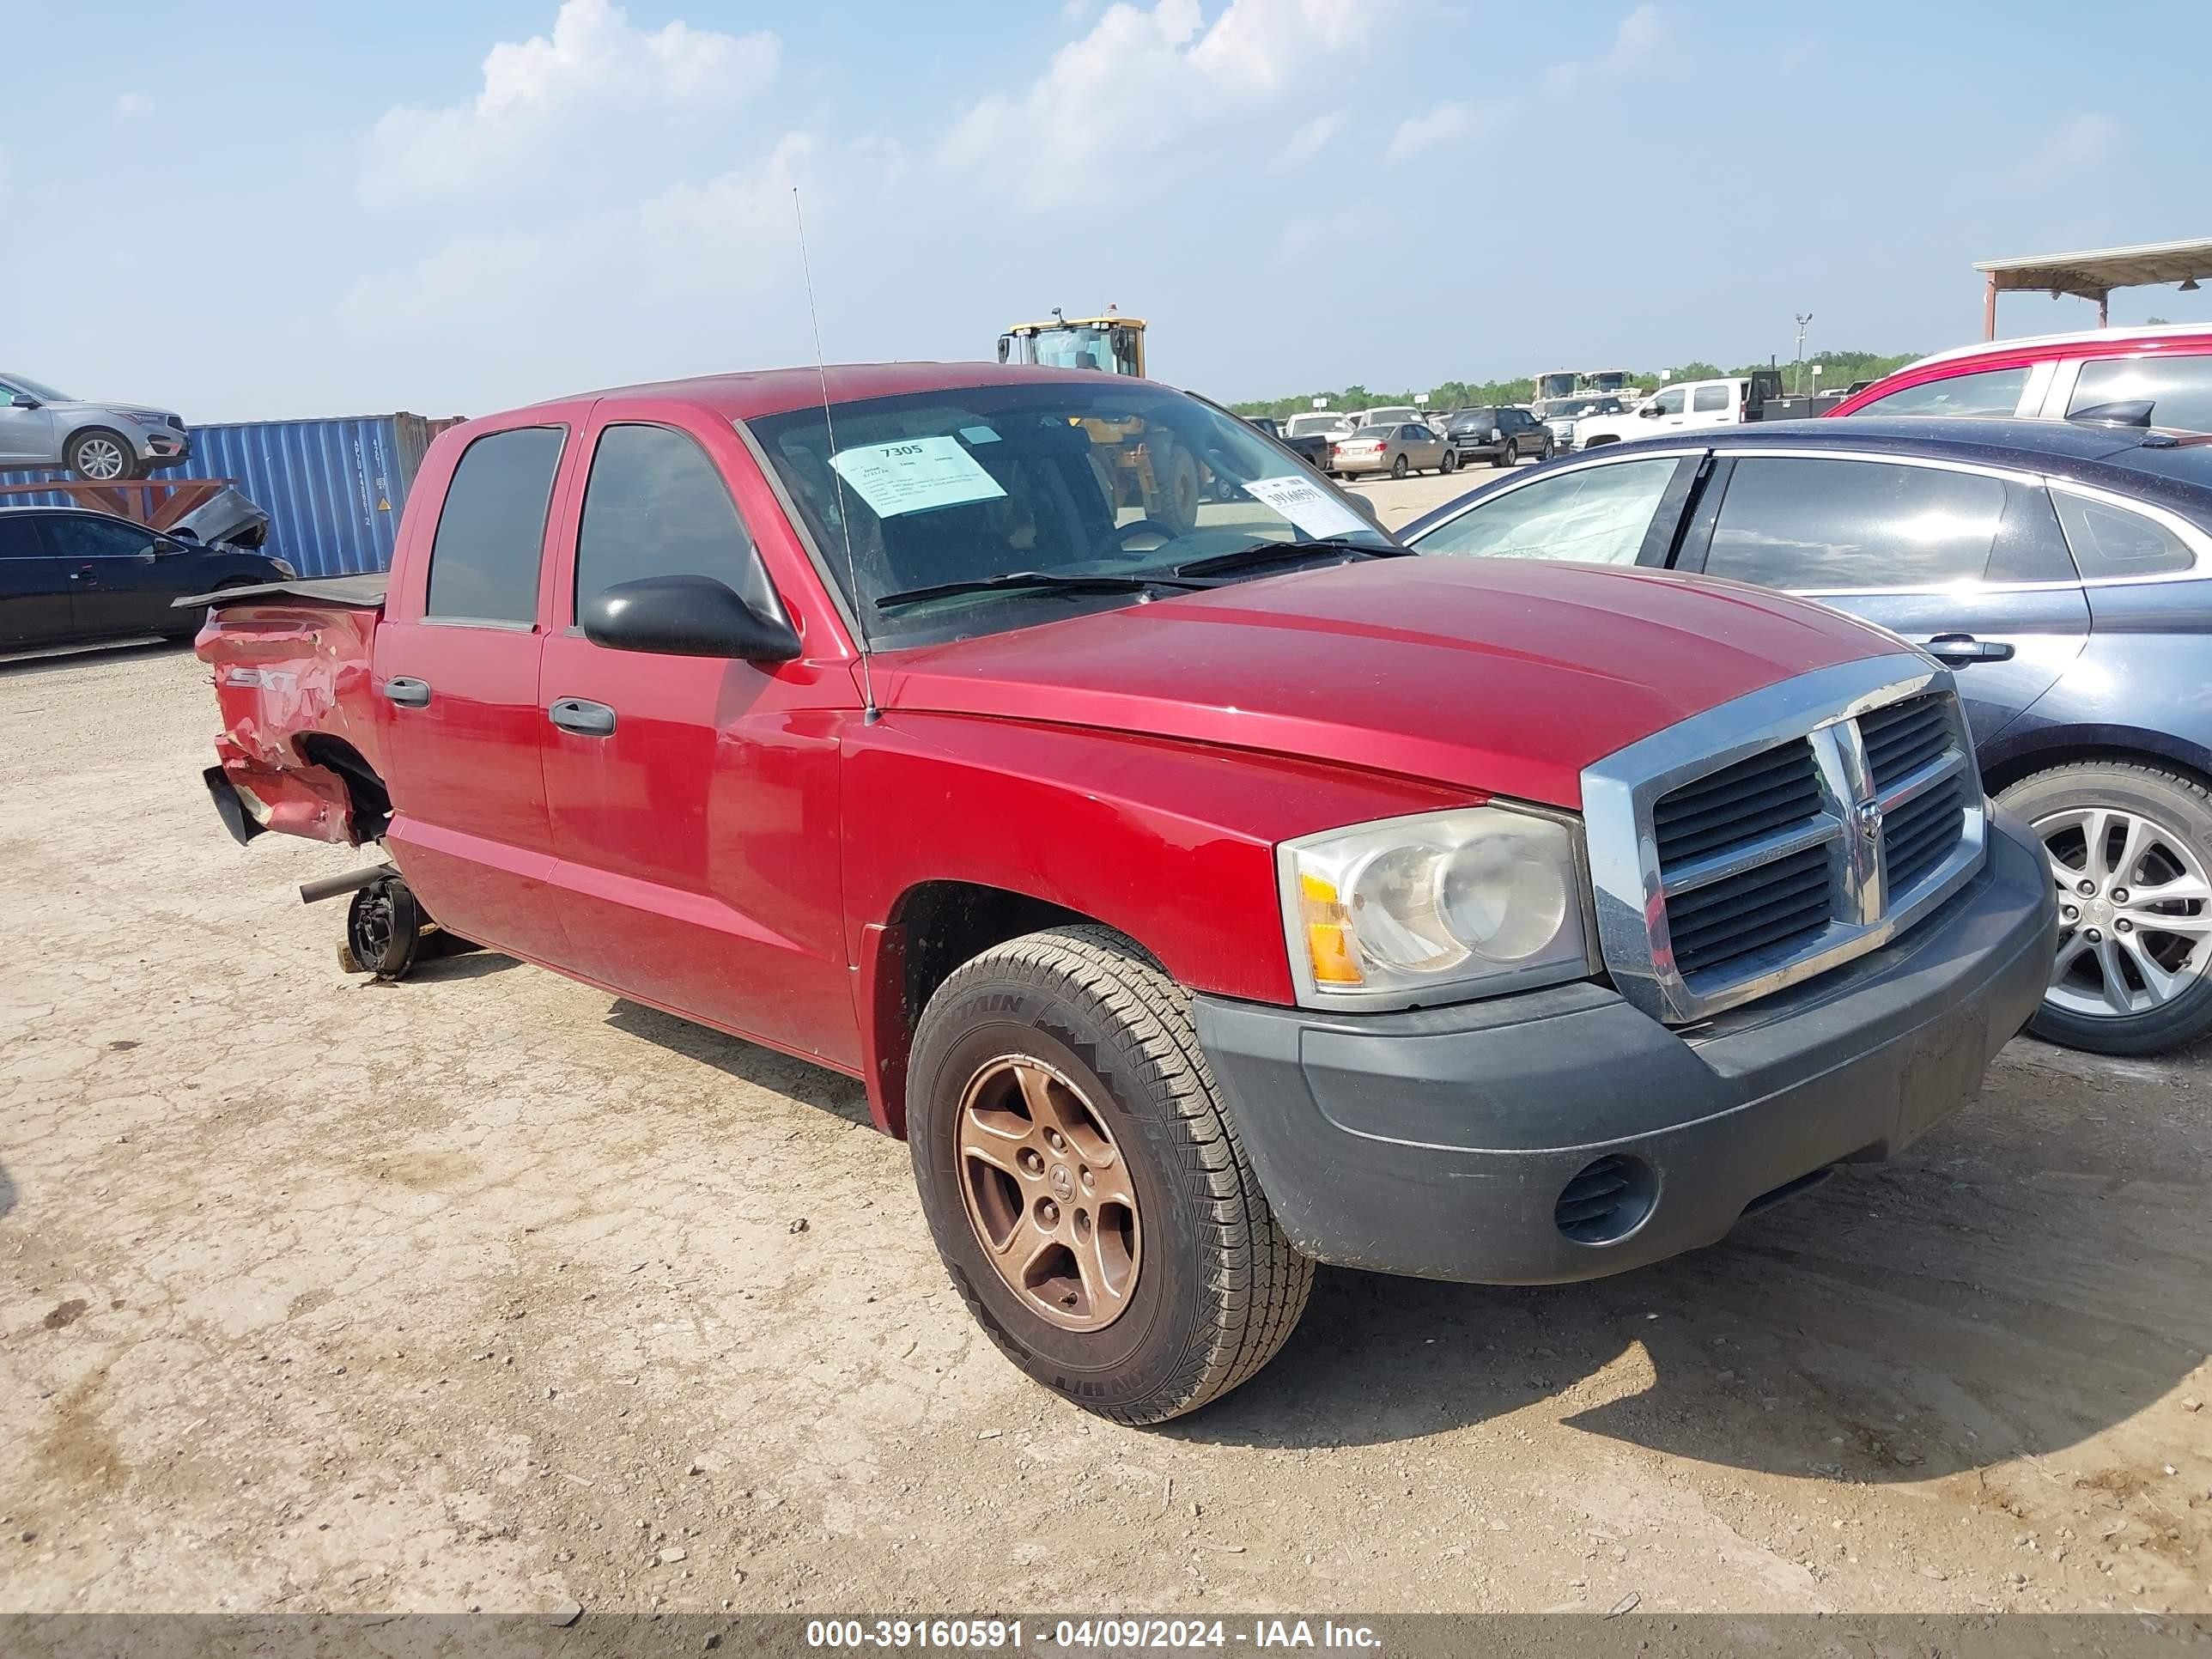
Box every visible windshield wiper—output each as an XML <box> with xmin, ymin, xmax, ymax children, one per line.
<box><xmin>874</xmin><ymin>569</ymin><xmax>1206</xmax><ymax>611</ymax></box>
<box><xmin>1169</xmin><ymin>538</ymin><xmax>1412</xmax><ymax>579</ymax></box>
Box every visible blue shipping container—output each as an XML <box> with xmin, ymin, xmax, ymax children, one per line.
<box><xmin>0</xmin><ymin>413</ymin><xmax>454</xmax><ymax>578</ymax></box>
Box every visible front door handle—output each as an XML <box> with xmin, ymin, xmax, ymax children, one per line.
<box><xmin>548</xmin><ymin>696</ymin><xmax>617</xmax><ymax>737</ymax></box>
<box><xmin>383</xmin><ymin>676</ymin><xmax>431</xmax><ymax>708</ymax></box>
<box><xmin>1923</xmin><ymin>634</ymin><xmax>2015</xmax><ymax>665</ymax></box>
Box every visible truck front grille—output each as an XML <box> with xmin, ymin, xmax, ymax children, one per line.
<box><xmin>1581</xmin><ymin>663</ymin><xmax>1989</xmax><ymax>1025</ymax></box>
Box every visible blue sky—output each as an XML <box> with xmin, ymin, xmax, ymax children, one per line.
<box><xmin>5</xmin><ymin>0</ymin><xmax>2211</xmax><ymax>420</ymax></box>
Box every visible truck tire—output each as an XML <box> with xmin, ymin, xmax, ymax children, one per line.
<box><xmin>66</xmin><ymin>428</ymin><xmax>139</xmax><ymax>482</ymax></box>
<box><xmin>1152</xmin><ymin>442</ymin><xmax>1200</xmax><ymax>536</ymax></box>
<box><xmin>907</xmin><ymin>926</ymin><xmax>1313</xmax><ymax>1424</ymax></box>
<box><xmin>1996</xmin><ymin>760</ymin><xmax>2212</xmax><ymax>1054</ymax></box>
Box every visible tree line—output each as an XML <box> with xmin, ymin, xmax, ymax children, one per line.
<box><xmin>1229</xmin><ymin>349</ymin><xmax>1920</xmax><ymax>420</ymax></box>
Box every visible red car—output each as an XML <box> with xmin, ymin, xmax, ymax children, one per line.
<box><xmin>189</xmin><ymin>362</ymin><xmax>2053</xmax><ymax>1422</ymax></box>
<box><xmin>1828</xmin><ymin>324</ymin><xmax>2212</xmax><ymax>431</ymax></box>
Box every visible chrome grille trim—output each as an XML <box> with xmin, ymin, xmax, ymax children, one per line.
<box><xmin>1581</xmin><ymin>656</ymin><xmax>1987</xmax><ymax>1025</ymax></box>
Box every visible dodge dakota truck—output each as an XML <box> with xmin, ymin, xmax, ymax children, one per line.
<box><xmin>192</xmin><ymin>362</ymin><xmax>2057</xmax><ymax>1423</ymax></box>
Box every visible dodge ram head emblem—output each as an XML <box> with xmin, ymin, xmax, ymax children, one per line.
<box><xmin>1853</xmin><ymin>798</ymin><xmax>1885</xmax><ymax>842</ymax></box>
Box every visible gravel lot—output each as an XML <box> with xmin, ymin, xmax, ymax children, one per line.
<box><xmin>3</xmin><ymin>479</ymin><xmax>2208</xmax><ymax>1617</ymax></box>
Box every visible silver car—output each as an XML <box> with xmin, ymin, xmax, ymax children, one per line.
<box><xmin>0</xmin><ymin>371</ymin><xmax>190</xmax><ymax>481</ymax></box>
<box><xmin>1328</xmin><ymin>421</ymin><xmax>1455</xmax><ymax>478</ymax></box>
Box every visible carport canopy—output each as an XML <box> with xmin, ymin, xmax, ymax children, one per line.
<box><xmin>1977</xmin><ymin>236</ymin><xmax>2212</xmax><ymax>337</ymax></box>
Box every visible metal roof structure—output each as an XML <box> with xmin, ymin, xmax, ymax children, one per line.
<box><xmin>1975</xmin><ymin>236</ymin><xmax>2212</xmax><ymax>337</ymax></box>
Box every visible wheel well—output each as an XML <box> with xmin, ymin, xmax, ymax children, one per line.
<box><xmin>293</xmin><ymin>735</ymin><xmax>392</xmax><ymax>843</ymax></box>
<box><xmin>871</xmin><ymin>881</ymin><xmax>1106</xmax><ymax>1137</ymax></box>
<box><xmin>1984</xmin><ymin>739</ymin><xmax>2212</xmax><ymax>800</ymax></box>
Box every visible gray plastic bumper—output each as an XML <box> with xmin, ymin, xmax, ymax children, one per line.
<box><xmin>1194</xmin><ymin>812</ymin><xmax>2056</xmax><ymax>1285</ymax></box>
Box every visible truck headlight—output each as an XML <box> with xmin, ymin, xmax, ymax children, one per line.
<box><xmin>1279</xmin><ymin>805</ymin><xmax>1594</xmax><ymax>1009</ymax></box>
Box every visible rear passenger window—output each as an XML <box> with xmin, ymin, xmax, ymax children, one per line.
<box><xmin>425</xmin><ymin>426</ymin><xmax>565</xmax><ymax>624</ymax></box>
<box><xmin>1850</xmin><ymin>366</ymin><xmax>2028</xmax><ymax>418</ymax></box>
<box><xmin>1704</xmin><ymin>458</ymin><xmax>2006</xmax><ymax>590</ymax></box>
<box><xmin>1692</xmin><ymin>384</ymin><xmax>1729</xmax><ymax>412</ymax></box>
<box><xmin>2068</xmin><ymin>356</ymin><xmax>2212</xmax><ymax>433</ymax></box>
<box><xmin>2051</xmin><ymin>490</ymin><xmax>2197</xmax><ymax>579</ymax></box>
<box><xmin>575</xmin><ymin>424</ymin><xmax>777</xmax><ymax>616</ymax></box>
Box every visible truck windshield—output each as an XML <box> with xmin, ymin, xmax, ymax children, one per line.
<box><xmin>748</xmin><ymin>380</ymin><xmax>1396</xmax><ymax>646</ymax></box>
<box><xmin>1007</xmin><ymin>325</ymin><xmax>1138</xmax><ymax>375</ymax></box>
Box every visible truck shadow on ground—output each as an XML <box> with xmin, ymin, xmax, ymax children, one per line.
<box><xmin>1176</xmin><ymin>1042</ymin><xmax>2210</xmax><ymax>1486</ymax></box>
<box><xmin>0</xmin><ymin>1160</ymin><xmax>16</xmax><ymax>1220</ymax></box>
<box><xmin>602</xmin><ymin>1000</ymin><xmax>875</xmax><ymax>1129</ymax></box>
<box><xmin>0</xmin><ymin>639</ymin><xmax>195</xmax><ymax>678</ymax></box>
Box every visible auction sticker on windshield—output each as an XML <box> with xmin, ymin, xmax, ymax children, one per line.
<box><xmin>1243</xmin><ymin>474</ymin><xmax>1370</xmax><ymax>539</ymax></box>
<box><xmin>831</xmin><ymin>436</ymin><xmax>1006</xmax><ymax>518</ymax></box>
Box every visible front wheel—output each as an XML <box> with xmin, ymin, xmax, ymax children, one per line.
<box><xmin>907</xmin><ymin>927</ymin><xmax>1313</xmax><ymax>1424</ymax></box>
<box><xmin>66</xmin><ymin>428</ymin><xmax>138</xmax><ymax>483</ymax></box>
<box><xmin>1997</xmin><ymin>761</ymin><xmax>2212</xmax><ymax>1054</ymax></box>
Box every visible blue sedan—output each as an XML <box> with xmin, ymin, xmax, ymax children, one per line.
<box><xmin>1401</xmin><ymin>416</ymin><xmax>2212</xmax><ymax>1056</ymax></box>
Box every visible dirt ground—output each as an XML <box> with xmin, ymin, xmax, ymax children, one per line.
<box><xmin>3</xmin><ymin>497</ymin><xmax>2209</xmax><ymax>1616</ymax></box>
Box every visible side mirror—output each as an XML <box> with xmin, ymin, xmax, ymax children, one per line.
<box><xmin>1638</xmin><ymin>404</ymin><xmax>1662</xmax><ymax>418</ymax></box>
<box><xmin>581</xmin><ymin>574</ymin><xmax>801</xmax><ymax>663</ymax></box>
<box><xmin>1347</xmin><ymin>494</ymin><xmax>1382</xmax><ymax>527</ymax></box>
<box><xmin>2068</xmin><ymin>398</ymin><xmax>2154</xmax><ymax>429</ymax></box>
<box><xmin>9</xmin><ymin>393</ymin><xmax>39</xmax><ymax>410</ymax></box>
<box><xmin>996</xmin><ymin>336</ymin><xmax>1012</xmax><ymax>365</ymax></box>
<box><xmin>149</xmin><ymin>536</ymin><xmax>185</xmax><ymax>556</ymax></box>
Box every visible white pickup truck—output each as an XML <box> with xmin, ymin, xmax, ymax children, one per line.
<box><xmin>1576</xmin><ymin>370</ymin><xmax>1788</xmax><ymax>448</ymax></box>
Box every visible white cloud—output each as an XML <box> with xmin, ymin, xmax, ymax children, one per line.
<box><xmin>361</xmin><ymin>0</ymin><xmax>778</xmax><ymax>206</ymax></box>
<box><xmin>940</xmin><ymin>0</ymin><xmax>1386</xmax><ymax>205</ymax></box>
<box><xmin>345</xmin><ymin>131</ymin><xmax>817</xmax><ymax>332</ymax></box>
<box><xmin>1385</xmin><ymin>100</ymin><xmax>1507</xmax><ymax>164</ymax></box>
<box><xmin>114</xmin><ymin>91</ymin><xmax>154</xmax><ymax>119</ymax></box>
<box><xmin>1279</xmin><ymin>110</ymin><xmax>1345</xmax><ymax>167</ymax></box>
<box><xmin>1544</xmin><ymin>3</ymin><xmax>1662</xmax><ymax>93</ymax></box>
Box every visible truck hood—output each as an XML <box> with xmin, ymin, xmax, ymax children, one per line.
<box><xmin>876</xmin><ymin>558</ymin><xmax>1906</xmax><ymax>808</ymax></box>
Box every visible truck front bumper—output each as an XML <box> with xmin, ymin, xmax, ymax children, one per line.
<box><xmin>1194</xmin><ymin>811</ymin><xmax>2056</xmax><ymax>1285</ymax></box>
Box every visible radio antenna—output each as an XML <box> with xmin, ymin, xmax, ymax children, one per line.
<box><xmin>793</xmin><ymin>185</ymin><xmax>879</xmax><ymax>724</ymax></box>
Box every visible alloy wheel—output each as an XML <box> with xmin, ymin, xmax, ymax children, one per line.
<box><xmin>2035</xmin><ymin>805</ymin><xmax>2212</xmax><ymax>1018</ymax></box>
<box><xmin>955</xmin><ymin>1054</ymin><xmax>1140</xmax><ymax>1332</ymax></box>
<box><xmin>76</xmin><ymin>437</ymin><xmax>126</xmax><ymax>480</ymax></box>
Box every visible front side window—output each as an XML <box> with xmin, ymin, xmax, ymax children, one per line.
<box><xmin>1692</xmin><ymin>384</ymin><xmax>1730</xmax><ymax>413</ymax></box>
<box><xmin>748</xmin><ymin>380</ymin><xmax>1395</xmax><ymax>646</ymax></box>
<box><xmin>424</xmin><ymin>426</ymin><xmax>566</xmax><ymax>624</ymax></box>
<box><xmin>2052</xmin><ymin>490</ymin><xmax>2197</xmax><ymax>579</ymax></box>
<box><xmin>1851</xmin><ymin>365</ymin><xmax>2029</xmax><ymax>418</ymax></box>
<box><xmin>1704</xmin><ymin>458</ymin><xmax>2006</xmax><ymax>590</ymax></box>
<box><xmin>1653</xmin><ymin>387</ymin><xmax>1686</xmax><ymax>416</ymax></box>
<box><xmin>575</xmin><ymin>424</ymin><xmax>776</xmax><ymax>617</ymax></box>
<box><xmin>1410</xmin><ymin>459</ymin><xmax>1680</xmax><ymax>566</ymax></box>
<box><xmin>2069</xmin><ymin>355</ymin><xmax>2212</xmax><ymax>433</ymax></box>
<box><xmin>44</xmin><ymin>516</ymin><xmax>155</xmax><ymax>560</ymax></box>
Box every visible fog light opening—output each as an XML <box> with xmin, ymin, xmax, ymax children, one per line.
<box><xmin>1554</xmin><ymin>1153</ymin><xmax>1657</xmax><ymax>1245</ymax></box>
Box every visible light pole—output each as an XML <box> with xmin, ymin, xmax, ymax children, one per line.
<box><xmin>1793</xmin><ymin>313</ymin><xmax>1814</xmax><ymax>396</ymax></box>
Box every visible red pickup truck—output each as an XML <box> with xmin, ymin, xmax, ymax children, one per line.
<box><xmin>193</xmin><ymin>362</ymin><xmax>2055</xmax><ymax>1423</ymax></box>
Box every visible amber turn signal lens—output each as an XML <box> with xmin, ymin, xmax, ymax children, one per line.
<box><xmin>1297</xmin><ymin>872</ymin><xmax>1364</xmax><ymax>985</ymax></box>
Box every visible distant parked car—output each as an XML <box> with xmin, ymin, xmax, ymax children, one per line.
<box><xmin>0</xmin><ymin>371</ymin><xmax>191</xmax><ymax>481</ymax></box>
<box><xmin>1534</xmin><ymin>394</ymin><xmax>1628</xmax><ymax>453</ymax></box>
<box><xmin>1330</xmin><ymin>422</ymin><xmax>1452</xmax><ymax>478</ymax></box>
<box><xmin>1282</xmin><ymin>410</ymin><xmax>1358</xmax><ymax>447</ymax></box>
<box><xmin>1243</xmin><ymin>415</ymin><xmax>1332</xmax><ymax>471</ymax></box>
<box><xmin>0</xmin><ymin>507</ymin><xmax>291</xmax><ymax>653</ymax></box>
<box><xmin>1576</xmin><ymin>374</ymin><xmax>1784</xmax><ymax>447</ymax></box>
<box><xmin>1354</xmin><ymin>404</ymin><xmax>1427</xmax><ymax>430</ymax></box>
<box><xmin>1829</xmin><ymin>325</ymin><xmax>2212</xmax><ymax>433</ymax></box>
<box><xmin>1445</xmin><ymin>405</ymin><xmax>1553</xmax><ymax>467</ymax></box>
<box><xmin>1401</xmin><ymin>416</ymin><xmax>2212</xmax><ymax>1054</ymax></box>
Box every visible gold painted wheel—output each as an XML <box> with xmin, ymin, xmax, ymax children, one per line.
<box><xmin>954</xmin><ymin>1054</ymin><xmax>1140</xmax><ymax>1333</ymax></box>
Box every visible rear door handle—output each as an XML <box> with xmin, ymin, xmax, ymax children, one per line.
<box><xmin>383</xmin><ymin>676</ymin><xmax>432</xmax><ymax>708</ymax></box>
<box><xmin>548</xmin><ymin>696</ymin><xmax>617</xmax><ymax>737</ymax></box>
<box><xmin>1923</xmin><ymin>634</ymin><xmax>2015</xmax><ymax>665</ymax></box>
